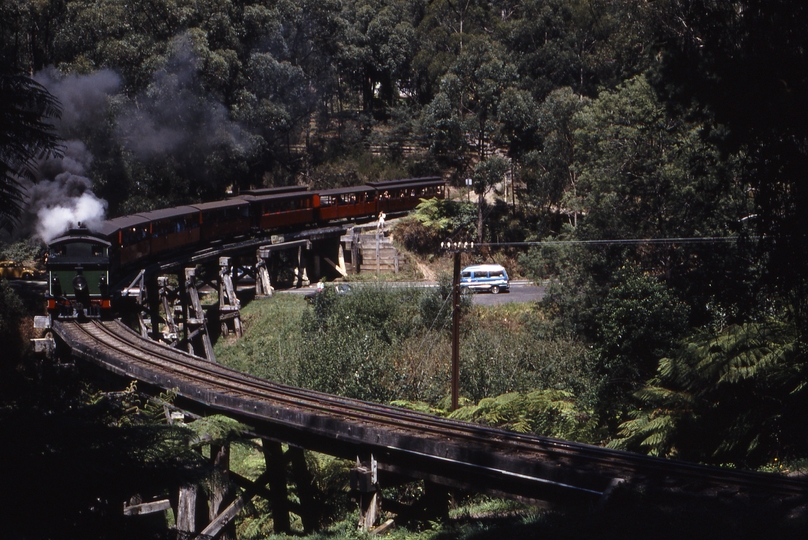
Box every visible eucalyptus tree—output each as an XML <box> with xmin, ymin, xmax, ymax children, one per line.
<box><xmin>340</xmin><ymin>0</ymin><xmax>419</xmax><ymax>112</ymax></box>
<box><xmin>573</xmin><ymin>75</ymin><xmax>756</xmax><ymax>318</ymax></box>
<box><xmin>412</xmin><ymin>0</ymin><xmax>495</xmax><ymax>104</ymax></box>
<box><xmin>514</xmin><ymin>87</ymin><xmax>586</xmax><ymax>228</ymax></box>
<box><xmin>256</xmin><ymin>0</ymin><xmax>347</xmax><ymax>100</ymax></box>
<box><xmin>50</xmin><ymin>0</ymin><xmax>171</xmax><ymax>91</ymax></box>
<box><xmin>419</xmin><ymin>36</ymin><xmax>518</xmax><ymax>163</ymax></box>
<box><xmin>525</xmin><ymin>74</ymin><xmax>753</xmax><ymax>426</ymax></box>
<box><xmin>0</xmin><ymin>0</ymin><xmax>67</xmax><ymax>72</ymax></box>
<box><xmin>419</xmin><ymin>36</ymin><xmax>521</xmax><ymax>239</ymax></box>
<box><xmin>573</xmin><ymin>75</ymin><xmax>748</xmax><ymax>255</ymax></box>
<box><xmin>502</xmin><ymin>0</ymin><xmax>656</xmax><ymax>101</ymax></box>
<box><xmin>655</xmin><ymin>0</ymin><xmax>808</xmax><ymax>328</ymax></box>
<box><xmin>471</xmin><ymin>155</ymin><xmax>509</xmax><ymax>241</ymax></box>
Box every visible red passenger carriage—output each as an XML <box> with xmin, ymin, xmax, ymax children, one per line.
<box><xmin>52</xmin><ymin>177</ymin><xmax>446</xmax><ymax>318</ymax></box>
<box><xmin>317</xmin><ymin>185</ymin><xmax>379</xmax><ymax>222</ymax></box>
<box><xmin>191</xmin><ymin>199</ymin><xmax>251</xmax><ymax>241</ymax></box>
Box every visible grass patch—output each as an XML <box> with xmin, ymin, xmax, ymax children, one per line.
<box><xmin>214</xmin><ymin>294</ymin><xmax>308</xmax><ymax>385</ymax></box>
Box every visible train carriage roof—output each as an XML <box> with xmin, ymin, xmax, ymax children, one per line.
<box><xmin>133</xmin><ymin>205</ymin><xmax>199</xmax><ymax>222</ymax></box>
<box><xmin>240</xmin><ymin>186</ymin><xmax>308</xmax><ymax>196</ymax></box>
<box><xmin>93</xmin><ymin>214</ymin><xmax>152</xmax><ymax>238</ymax></box>
<box><xmin>239</xmin><ymin>191</ymin><xmax>317</xmax><ymax>203</ymax></box>
<box><xmin>189</xmin><ymin>199</ymin><xmax>249</xmax><ymax>212</ymax></box>
<box><xmin>317</xmin><ymin>184</ymin><xmax>377</xmax><ymax>197</ymax></box>
<box><xmin>373</xmin><ymin>179</ymin><xmax>445</xmax><ymax>191</ymax></box>
<box><xmin>366</xmin><ymin>176</ymin><xmax>443</xmax><ymax>188</ymax></box>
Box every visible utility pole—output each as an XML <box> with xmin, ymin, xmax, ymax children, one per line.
<box><xmin>451</xmin><ymin>250</ymin><xmax>461</xmax><ymax>411</ymax></box>
<box><xmin>441</xmin><ymin>240</ymin><xmax>474</xmax><ymax>411</ymax></box>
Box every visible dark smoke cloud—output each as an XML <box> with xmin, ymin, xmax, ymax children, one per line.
<box><xmin>34</xmin><ymin>68</ymin><xmax>121</xmax><ymax>135</ymax></box>
<box><xmin>115</xmin><ymin>33</ymin><xmax>249</xmax><ymax>161</ymax></box>
<box><xmin>18</xmin><ymin>35</ymin><xmax>251</xmax><ymax>244</ymax></box>
<box><xmin>19</xmin><ymin>70</ymin><xmax>120</xmax><ymax>242</ymax></box>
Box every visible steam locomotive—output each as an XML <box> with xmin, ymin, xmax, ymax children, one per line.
<box><xmin>45</xmin><ymin>177</ymin><xmax>445</xmax><ymax>319</ymax></box>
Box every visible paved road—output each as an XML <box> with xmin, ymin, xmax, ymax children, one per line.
<box><xmin>278</xmin><ymin>280</ymin><xmax>546</xmax><ymax>305</ymax></box>
<box><xmin>13</xmin><ymin>276</ymin><xmax>545</xmax><ymax>306</ymax></box>
<box><xmin>467</xmin><ymin>281</ymin><xmax>545</xmax><ymax>305</ymax></box>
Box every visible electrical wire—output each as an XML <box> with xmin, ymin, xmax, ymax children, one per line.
<box><xmin>409</xmin><ymin>285</ymin><xmax>455</xmax><ymax>390</ymax></box>
<box><xmin>479</xmin><ymin>236</ymin><xmax>752</xmax><ymax>247</ymax></box>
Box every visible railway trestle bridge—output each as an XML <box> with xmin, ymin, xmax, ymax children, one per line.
<box><xmin>40</xmin><ymin>316</ymin><xmax>808</xmax><ymax>539</ymax></box>
<box><xmin>95</xmin><ymin>219</ymin><xmax>400</xmax><ymax>364</ymax></box>
<box><xmin>32</xmin><ymin>216</ymin><xmax>808</xmax><ymax>537</ymax></box>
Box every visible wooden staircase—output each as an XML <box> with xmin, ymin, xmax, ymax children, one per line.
<box><xmin>341</xmin><ymin>225</ymin><xmax>407</xmax><ymax>274</ymax></box>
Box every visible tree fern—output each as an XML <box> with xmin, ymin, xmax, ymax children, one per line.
<box><xmin>449</xmin><ymin>390</ymin><xmax>598</xmax><ymax>443</ymax></box>
<box><xmin>615</xmin><ymin>320</ymin><xmax>807</xmax><ymax>467</ymax></box>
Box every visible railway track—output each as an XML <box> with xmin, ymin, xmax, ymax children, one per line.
<box><xmin>52</xmin><ymin>319</ymin><xmax>808</xmax><ymax>506</ymax></box>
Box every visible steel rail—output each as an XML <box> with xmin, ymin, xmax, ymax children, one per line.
<box><xmin>53</xmin><ymin>319</ymin><xmax>808</xmax><ymax>503</ymax></box>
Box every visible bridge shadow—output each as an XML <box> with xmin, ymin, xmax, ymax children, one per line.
<box><xmin>434</xmin><ymin>484</ymin><xmax>807</xmax><ymax>540</ymax></box>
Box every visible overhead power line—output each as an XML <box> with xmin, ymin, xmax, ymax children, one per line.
<box><xmin>480</xmin><ymin>236</ymin><xmax>755</xmax><ymax>248</ymax></box>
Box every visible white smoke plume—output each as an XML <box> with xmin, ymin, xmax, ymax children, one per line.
<box><xmin>26</xmin><ymin>140</ymin><xmax>108</xmax><ymax>243</ymax></box>
<box><xmin>36</xmin><ymin>189</ymin><xmax>107</xmax><ymax>243</ymax></box>
<box><xmin>21</xmin><ymin>69</ymin><xmax>121</xmax><ymax>242</ymax></box>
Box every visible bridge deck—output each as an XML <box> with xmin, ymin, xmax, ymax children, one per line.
<box><xmin>51</xmin><ymin>319</ymin><xmax>808</xmax><ymax>506</ymax></box>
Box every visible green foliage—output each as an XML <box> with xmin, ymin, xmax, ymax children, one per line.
<box><xmin>450</xmin><ymin>390</ymin><xmax>599</xmax><ymax>443</ymax></box>
<box><xmin>460</xmin><ymin>304</ymin><xmax>598</xmax><ymax>405</ymax></box>
<box><xmin>394</xmin><ymin>217</ymin><xmax>441</xmax><ymax>255</ymax></box>
<box><xmin>518</xmin><ymin>87</ymin><xmax>587</xmax><ymax>221</ymax></box>
<box><xmin>412</xmin><ymin>197</ymin><xmax>453</xmax><ymax>231</ymax></box>
<box><xmin>519</xmin><ymin>74</ymin><xmax>758</xmax><ymax>431</ymax></box>
<box><xmin>0</xmin><ymin>72</ymin><xmax>62</xmax><ymax>232</ymax></box>
<box><xmin>220</xmin><ymin>286</ymin><xmax>596</xmax><ymax>414</ymax></box>
<box><xmin>504</xmin><ymin>0</ymin><xmax>656</xmax><ymax>101</ymax></box>
<box><xmin>0</xmin><ymin>279</ymin><xmax>25</xmax><ymax>354</ymax></box>
<box><xmin>418</xmin><ymin>34</ymin><xmax>520</xmax><ymax>177</ymax></box>
<box><xmin>523</xmin><ymin>243</ymin><xmax>693</xmax><ymax>428</ymax></box>
<box><xmin>494</xmin><ymin>87</ymin><xmax>541</xmax><ymax>159</ymax></box>
<box><xmin>610</xmin><ymin>320</ymin><xmax>808</xmax><ymax>467</ymax></box>
<box><xmin>574</xmin><ymin>74</ymin><xmax>745</xmax><ymax>244</ymax></box>
<box><xmin>214</xmin><ymin>294</ymin><xmax>306</xmax><ymax>385</ymax></box>
<box><xmin>595</xmin><ymin>265</ymin><xmax>690</xmax><ymax>395</ymax></box>
<box><xmin>395</xmin><ymin>198</ymin><xmax>479</xmax><ymax>254</ymax></box>
<box><xmin>186</xmin><ymin>414</ymin><xmax>250</xmax><ymax>447</ymax></box>
<box><xmin>0</xmin><ymin>236</ymin><xmax>45</xmax><ymax>263</ymax></box>
<box><xmin>298</xmin><ymin>284</ymin><xmax>422</xmax><ymax>401</ymax></box>
<box><xmin>0</xmin><ymin>373</ymin><xmax>206</xmax><ymax>539</ymax></box>
<box><xmin>655</xmin><ymin>0</ymin><xmax>808</xmax><ymax>333</ymax></box>
<box><xmin>472</xmin><ymin>155</ymin><xmax>510</xmax><ymax>197</ymax></box>
<box><xmin>417</xmin><ymin>273</ymin><xmax>456</xmax><ymax>332</ymax></box>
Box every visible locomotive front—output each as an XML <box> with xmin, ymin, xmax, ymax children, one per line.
<box><xmin>46</xmin><ymin>228</ymin><xmax>112</xmax><ymax>319</ymax></box>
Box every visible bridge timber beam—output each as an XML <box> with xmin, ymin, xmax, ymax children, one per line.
<box><xmin>49</xmin><ymin>319</ymin><xmax>808</xmax><ymax>534</ymax></box>
<box><xmin>184</xmin><ymin>268</ymin><xmax>215</xmax><ymax>362</ymax></box>
<box><xmin>48</xmin><ymin>321</ymin><xmax>621</xmax><ymax>507</ymax></box>
<box><xmin>218</xmin><ymin>257</ymin><xmax>243</xmax><ymax>338</ymax></box>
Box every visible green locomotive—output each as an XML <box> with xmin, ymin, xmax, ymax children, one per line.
<box><xmin>46</xmin><ymin>227</ymin><xmax>111</xmax><ymax>319</ymax></box>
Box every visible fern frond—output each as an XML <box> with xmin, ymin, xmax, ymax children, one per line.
<box><xmin>188</xmin><ymin>415</ymin><xmax>250</xmax><ymax>447</ymax></box>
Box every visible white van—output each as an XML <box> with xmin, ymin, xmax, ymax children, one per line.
<box><xmin>459</xmin><ymin>264</ymin><xmax>510</xmax><ymax>294</ymax></box>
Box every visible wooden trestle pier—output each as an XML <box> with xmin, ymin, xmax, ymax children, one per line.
<box><xmin>40</xmin><ymin>318</ymin><xmax>808</xmax><ymax>538</ymax></box>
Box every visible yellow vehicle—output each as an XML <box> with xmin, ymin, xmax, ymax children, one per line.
<box><xmin>0</xmin><ymin>260</ymin><xmax>40</xmax><ymax>280</ymax></box>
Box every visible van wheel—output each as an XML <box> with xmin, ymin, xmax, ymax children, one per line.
<box><xmin>490</xmin><ymin>285</ymin><xmax>500</xmax><ymax>294</ymax></box>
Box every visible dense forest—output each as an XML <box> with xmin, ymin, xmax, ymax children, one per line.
<box><xmin>2</xmin><ymin>0</ymin><xmax>808</xmax><ymax>538</ymax></box>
